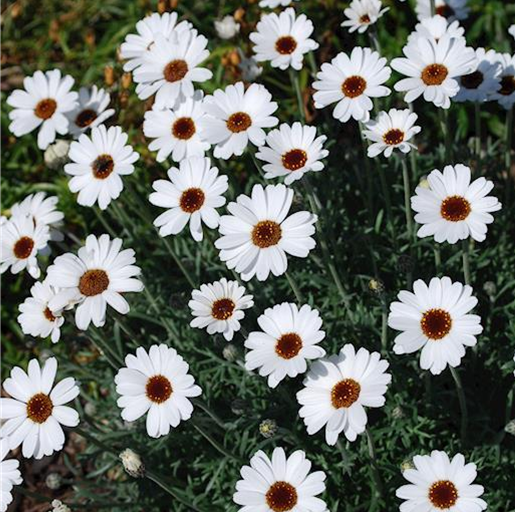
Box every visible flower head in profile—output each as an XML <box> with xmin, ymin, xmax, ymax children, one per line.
<box><xmin>0</xmin><ymin>440</ymin><xmax>23</xmax><ymax>512</ymax></box>
<box><xmin>407</xmin><ymin>14</ymin><xmax>465</xmax><ymax>45</ymax></box>
<box><xmin>415</xmin><ymin>0</ymin><xmax>470</xmax><ymax>22</ymax></box>
<box><xmin>489</xmin><ymin>53</ymin><xmax>515</xmax><ymax>109</ymax></box>
<box><xmin>341</xmin><ymin>0</ymin><xmax>389</xmax><ymax>34</ymax></box>
<box><xmin>214</xmin><ymin>15</ymin><xmax>240</xmax><ymax>40</ymax></box>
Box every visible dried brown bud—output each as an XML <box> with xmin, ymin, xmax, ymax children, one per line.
<box><xmin>104</xmin><ymin>65</ymin><xmax>116</xmax><ymax>87</ymax></box>
<box><xmin>85</xmin><ymin>30</ymin><xmax>96</xmax><ymax>48</ymax></box>
<box><xmin>233</xmin><ymin>7</ymin><xmax>245</xmax><ymax>23</ymax></box>
<box><xmin>157</xmin><ymin>0</ymin><xmax>168</xmax><ymax>13</ymax></box>
<box><xmin>119</xmin><ymin>90</ymin><xmax>130</xmax><ymax>108</ymax></box>
<box><xmin>121</xmin><ymin>72</ymin><xmax>132</xmax><ymax>90</ymax></box>
<box><xmin>11</xmin><ymin>3</ymin><xmax>22</xmax><ymax>18</ymax></box>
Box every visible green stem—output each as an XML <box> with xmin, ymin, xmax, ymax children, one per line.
<box><xmin>289</xmin><ymin>68</ymin><xmax>305</xmax><ymax>123</ymax></box>
<box><xmin>358</xmin><ymin>124</ymin><xmax>375</xmax><ymax>224</ymax></box>
<box><xmin>285</xmin><ymin>271</ymin><xmax>304</xmax><ymax>304</ymax></box>
<box><xmin>191</xmin><ymin>421</ymin><xmax>243</xmax><ymax>462</ymax></box>
<box><xmin>89</xmin><ymin>327</ymin><xmax>124</xmax><ymax>368</ymax></box>
<box><xmin>474</xmin><ymin>103</ymin><xmax>481</xmax><ymax>167</ymax></box>
<box><xmin>401</xmin><ymin>157</ymin><xmax>414</xmax><ymax>288</ymax></box>
<box><xmin>381</xmin><ymin>299</ymin><xmax>388</xmax><ymax>352</ymax></box>
<box><xmin>505</xmin><ymin>107</ymin><xmax>513</xmax><ymax>204</ymax></box>
<box><xmin>439</xmin><ymin>109</ymin><xmax>452</xmax><ymax>163</ymax></box>
<box><xmin>449</xmin><ymin>366</ymin><xmax>468</xmax><ymax>445</ymax></box>
<box><xmin>461</xmin><ymin>239</ymin><xmax>471</xmax><ymax>286</ymax></box>
<box><xmin>434</xmin><ymin>245</ymin><xmax>442</xmax><ymax>275</ymax></box>
<box><xmin>377</xmin><ymin>163</ymin><xmax>395</xmax><ymax>241</ymax></box>
<box><xmin>365</xmin><ymin>428</ymin><xmax>383</xmax><ymax>497</ymax></box>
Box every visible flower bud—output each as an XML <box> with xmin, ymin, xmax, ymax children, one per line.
<box><xmin>44</xmin><ymin>140</ymin><xmax>71</xmax><ymax>170</ymax></box>
<box><xmin>119</xmin><ymin>448</ymin><xmax>145</xmax><ymax>478</ymax></box>
<box><xmin>259</xmin><ymin>419</ymin><xmax>278</xmax><ymax>439</ymax></box>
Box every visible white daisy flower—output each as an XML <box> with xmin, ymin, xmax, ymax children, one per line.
<box><xmin>189</xmin><ymin>278</ymin><xmax>254</xmax><ymax>341</ymax></box>
<box><xmin>133</xmin><ymin>30</ymin><xmax>212</xmax><ymax>110</ymax></box>
<box><xmin>312</xmin><ymin>47</ymin><xmax>391</xmax><ymax>123</ymax></box>
<box><xmin>46</xmin><ymin>234</ymin><xmax>144</xmax><ymax>330</ymax></box>
<box><xmin>115</xmin><ymin>344</ymin><xmax>202</xmax><ymax>438</ymax></box>
<box><xmin>64</xmin><ymin>125</ymin><xmax>139</xmax><ymax>210</ymax></box>
<box><xmin>120</xmin><ymin>12</ymin><xmax>193</xmax><ymax>72</ymax></box>
<box><xmin>0</xmin><ymin>357</ymin><xmax>80</xmax><ymax>459</ymax></box>
<box><xmin>397</xmin><ymin>451</ymin><xmax>487</xmax><ymax>511</ymax></box>
<box><xmin>18</xmin><ymin>281</ymin><xmax>64</xmax><ymax>343</ymax></box>
<box><xmin>392</xmin><ymin>35</ymin><xmax>477</xmax><ymax>109</ymax></box>
<box><xmin>233</xmin><ymin>447</ymin><xmax>327</xmax><ymax>512</ymax></box>
<box><xmin>0</xmin><ymin>440</ymin><xmax>22</xmax><ymax>512</ymax></box>
<box><xmin>245</xmin><ymin>302</ymin><xmax>326</xmax><ymax>388</ymax></box>
<box><xmin>238</xmin><ymin>52</ymin><xmax>263</xmax><ymax>82</ymax></box>
<box><xmin>341</xmin><ymin>0</ymin><xmax>389</xmax><ymax>34</ymax></box>
<box><xmin>255</xmin><ymin>122</ymin><xmax>329</xmax><ymax>184</ymax></box>
<box><xmin>509</xmin><ymin>25</ymin><xmax>515</xmax><ymax>41</ymax></box>
<box><xmin>215</xmin><ymin>184</ymin><xmax>317</xmax><ymax>282</ymax></box>
<box><xmin>214</xmin><ymin>15</ymin><xmax>240</xmax><ymax>40</ymax></box>
<box><xmin>7</xmin><ymin>69</ymin><xmax>78</xmax><ymax>150</ymax></box>
<box><xmin>259</xmin><ymin>0</ymin><xmax>298</xmax><ymax>7</ymax></box>
<box><xmin>250</xmin><ymin>8</ymin><xmax>319</xmax><ymax>71</ymax></box>
<box><xmin>200</xmin><ymin>82</ymin><xmax>279</xmax><ymax>160</ymax></box>
<box><xmin>297</xmin><ymin>344</ymin><xmax>391</xmax><ymax>444</ymax></box>
<box><xmin>143</xmin><ymin>91</ymin><xmax>210</xmax><ymax>163</ymax></box>
<box><xmin>363</xmin><ymin>108</ymin><xmax>421</xmax><ymax>158</ymax></box>
<box><xmin>454</xmin><ymin>48</ymin><xmax>501</xmax><ymax>103</ymax></box>
<box><xmin>66</xmin><ymin>85</ymin><xmax>115</xmax><ymax>137</ymax></box>
<box><xmin>489</xmin><ymin>53</ymin><xmax>515</xmax><ymax>109</ymax></box>
<box><xmin>149</xmin><ymin>156</ymin><xmax>228</xmax><ymax>242</ymax></box>
<box><xmin>407</xmin><ymin>14</ymin><xmax>465</xmax><ymax>45</ymax></box>
<box><xmin>411</xmin><ymin>164</ymin><xmax>502</xmax><ymax>244</ymax></box>
<box><xmin>0</xmin><ymin>214</ymin><xmax>50</xmax><ymax>279</ymax></box>
<box><xmin>388</xmin><ymin>276</ymin><xmax>483</xmax><ymax>375</ymax></box>
<box><xmin>415</xmin><ymin>0</ymin><xmax>470</xmax><ymax>21</ymax></box>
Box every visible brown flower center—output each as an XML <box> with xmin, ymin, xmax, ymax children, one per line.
<box><xmin>440</xmin><ymin>195</ymin><xmax>471</xmax><ymax>222</ymax></box>
<box><xmin>179</xmin><ymin>187</ymin><xmax>205</xmax><ymax>213</ymax></box>
<box><xmin>421</xmin><ymin>64</ymin><xmax>449</xmax><ymax>86</ymax></box>
<box><xmin>226</xmin><ymin>112</ymin><xmax>252</xmax><ymax>133</ymax></box>
<box><xmin>499</xmin><ymin>75</ymin><xmax>515</xmax><ymax>96</ymax></box>
<box><xmin>79</xmin><ymin>269</ymin><xmax>110</xmax><ymax>296</ymax></box>
<box><xmin>360</xmin><ymin>14</ymin><xmax>371</xmax><ymax>23</ymax></box>
<box><xmin>275</xmin><ymin>333</ymin><xmax>303</xmax><ymax>359</ymax></box>
<box><xmin>172</xmin><ymin>117</ymin><xmax>196</xmax><ymax>140</ymax></box>
<box><xmin>428</xmin><ymin>480</ymin><xmax>459</xmax><ymax>509</ymax></box>
<box><xmin>461</xmin><ymin>70</ymin><xmax>484</xmax><ymax>90</ymax></box>
<box><xmin>163</xmin><ymin>59</ymin><xmax>188</xmax><ymax>82</ymax></box>
<box><xmin>435</xmin><ymin>5</ymin><xmax>455</xmax><ymax>18</ymax></box>
<box><xmin>265</xmin><ymin>481</ymin><xmax>298</xmax><ymax>512</ymax></box>
<box><xmin>75</xmin><ymin>108</ymin><xmax>98</xmax><ymax>128</ymax></box>
<box><xmin>34</xmin><ymin>98</ymin><xmax>57</xmax><ymax>120</ymax></box>
<box><xmin>27</xmin><ymin>393</ymin><xmax>53</xmax><ymax>423</ymax></box>
<box><xmin>92</xmin><ymin>154</ymin><xmax>114</xmax><ymax>179</ymax></box>
<box><xmin>145</xmin><ymin>375</ymin><xmax>173</xmax><ymax>403</ymax></box>
<box><xmin>251</xmin><ymin>220</ymin><xmax>282</xmax><ymax>248</ymax></box>
<box><xmin>275</xmin><ymin>36</ymin><xmax>297</xmax><ymax>55</ymax></box>
<box><xmin>44</xmin><ymin>307</ymin><xmax>56</xmax><ymax>322</ymax></box>
<box><xmin>211</xmin><ymin>298</ymin><xmax>235</xmax><ymax>320</ymax></box>
<box><xmin>421</xmin><ymin>308</ymin><xmax>452</xmax><ymax>340</ymax></box>
<box><xmin>383</xmin><ymin>128</ymin><xmax>405</xmax><ymax>146</ymax></box>
<box><xmin>13</xmin><ymin>236</ymin><xmax>35</xmax><ymax>259</ymax></box>
<box><xmin>331</xmin><ymin>378</ymin><xmax>361</xmax><ymax>408</ymax></box>
<box><xmin>282</xmin><ymin>149</ymin><xmax>308</xmax><ymax>171</ymax></box>
<box><xmin>341</xmin><ymin>75</ymin><xmax>367</xmax><ymax>98</ymax></box>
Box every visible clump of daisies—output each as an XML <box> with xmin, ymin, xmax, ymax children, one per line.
<box><xmin>341</xmin><ymin>0</ymin><xmax>389</xmax><ymax>34</ymax></box>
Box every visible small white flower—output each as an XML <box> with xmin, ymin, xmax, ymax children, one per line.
<box><xmin>64</xmin><ymin>125</ymin><xmax>139</xmax><ymax>210</ymax></box>
<box><xmin>259</xmin><ymin>0</ymin><xmax>298</xmax><ymax>7</ymax></box>
<box><xmin>256</xmin><ymin>122</ymin><xmax>328</xmax><ymax>184</ymax></box>
<box><xmin>215</xmin><ymin>184</ymin><xmax>317</xmax><ymax>281</ymax></box>
<box><xmin>415</xmin><ymin>0</ymin><xmax>470</xmax><ymax>22</ymax></box>
<box><xmin>245</xmin><ymin>302</ymin><xmax>326</xmax><ymax>388</ymax></box>
<box><xmin>0</xmin><ymin>357</ymin><xmax>80</xmax><ymax>459</ymax></box>
<box><xmin>407</xmin><ymin>14</ymin><xmax>465</xmax><ymax>45</ymax></box>
<box><xmin>0</xmin><ymin>440</ymin><xmax>22</xmax><ymax>512</ymax></box>
<box><xmin>215</xmin><ymin>15</ymin><xmax>240</xmax><ymax>40</ymax></box>
<box><xmin>233</xmin><ymin>447</ymin><xmax>327</xmax><ymax>512</ymax></box>
<box><xmin>297</xmin><ymin>344</ymin><xmax>391</xmax><ymax>444</ymax></box>
<box><xmin>44</xmin><ymin>139</ymin><xmax>72</xmax><ymax>170</ymax></box>
<box><xmin>238</xmin><ymin>52</ymin><xmax>263</xmax><ymax>82</ymax></box>
<box><xmin>313</xmin><ymin>47</ymin><xmax>391</xmax><ymax>123</ymax></box>
<box><xmin>18</xmin><ymin>281</ymin><xmax>64</xmax><ymax>343</ymax></box>
<box><xmin>143</xmin><ymin>91</ymin><xmax>210</xmax><ymax>163</ymax></box>
<box><xmin>250</xmin><ymin>8</ymin><xmax>319</xmax><ymax>71</ymax></box>
<box><xmin>489</xmin><ymin>53</ymin><xmax>515</xmax><ymax>109</ymax></box>
<box><xmin>341</xmin><ymin>0</ymin><xmax>389</xmax><ymax>34</ymax></box>
<box><xmin>200</xmin><ymin>82</ymin><xmax>279</xmax><ymax>160</ymax></box>
<box><xmin>134</xmin><ymin>30</ymin><xmax>212</xmax><ymax>109</ymax></box>
<box><xmin>189</xmin><ymin>278</ymin><xmax>254</xmax><ymax>341</ymax></box>
<box><xmin>7</xmin><ymin>69</ymin><xmax>78</xmax><ymax>150</ymax></box>
<box><xmin>46</xmin><ymin>234</ymin><xmax>144</xmax><ymax>330</ymax></box>
<box><xmin>66</xmin><ymin>85</ymin><xmax>115</xmax><ymax>137</ymax></box>
<box><xmin>0</xmin><ymin>214</ymin><xmax>50</xmax><ymax>279</ymax></box>
<box><xmin>411</xmin><ymin>164</ymin><xmax>502</xmax><ymax>244</ymax></box>
<box><xmin>149</xmin><ymin>156</ymin><xmax>228</xmax><ymax>242</ymax></box>
<box><xmin>363</xmin><ymin>109</ymin><xmax>421</xmax><ymax>158</ymax></box>
<box><xmin>396</xmin><ymin>451</ymin><xmax>487</xmax><ymax>511</ymax></box>
<box><xmin>50</xmin><ymin>500</ymin><xmax>71</xmax><ymax>512</ymax></box>
<box><xmin>392</xmin><ymin>35</ymin><xmax>477</xmax><ymax>109</ymax></box>
<box><xmin>115</xmin><ymin>344</ymin><xmax>202</xmax><ymax>438</ymax></box>
<box><xmin>389</xmin><ymin>276</ymin><xmax>483</xmax><ymax>375</ymax></box>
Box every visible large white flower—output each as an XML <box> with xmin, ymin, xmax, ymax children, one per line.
<box><xmin>392</xmin><ymin>35</ymin><xmax>476</xmax><ymax>109</ymax></box>
<box><xmin>215</xmin><ymin>184</ymin><xmax>317</xmax><ymax>281</ymax></box>
<box><xmin>149</xmin><ymin>156</ymin><xmax>228</xmax><ymax>242</ymax></box>
<box><xmin>115</xmin><ymin>344</ymin><xmax>202</xmax><ymax>438</ymax></box>
<box><xmin>341</xmin><ymin>0</ymin><xmax>389</xmax><ymax>34</ymax></box>
<box><xmin>388</xmin><ymin>276</ymin><xmax>483</xmax><ymax>375</ymax></box>
<box><xmin>411</xmin><ymin>164</ymin><xmax>502</xmax><ymax>244</ymax></box>
<box><xmin>7</xmin><ymin>69</ymin><xmax>78</xmax><ymax>149</ymax></box>
<box><xmin>189</xmin><ymin>278</ymin><xmax>254</xmax><ymax>341</ymax></box>
<box><xmin>245</xmin><ymin>302</ymin><xmax>326</xmax><ymax>388</ymax></box>
<box><xmin>397</xmin><ymin>451</ymin><xmax>487</xmax><ymax>511</ymax></box>
<box><xmin>200</xmin><ymin>82</ymin><xmax>279</xmax><ymax>160</ymax></box>
<box><xmin>312</xmin><ymin>47</ymin><xmax>391</xmax><ymax>123</ymax></box>
<box><xmin>233</xmin><ymin>447</ymin><xmax>327</xmax><ymax>512</ymax></box>
<box><xmin>64</xmin><ymin>125</ymin><xmax>139</xmax><ymax>210</ymax></box>
<box><xmin>133</xmin><ymin>30</ymin><xmax>212</xmax><ymax>109</ymax></box>
<box><xmin>0</xmin><ymin>440</ymin><xmax>22</xmax><ymax>512</ymax></box>
<box><xmin>489</xmin><ymin>53</ymin><xmax>515</xmax><ymax>109</ymax></box>
<box><xmin>297</xmin><ymin>344</ymin><xmax>391</xmax><ymax>444</ymax></box>
<box><xmin>255</xmin><ymin>122</ymin><xmax>329</xmax><ymax>184</ymax></box>
<box><xmin>0</xmin><ymin>358</ymin><xmax>80</xmax><ymax>459</ymax></box>
<box><xmin>250</xmin><ymin>8</ymin><xmax>319</xmax><ymax>71</ymax></box>
<box><xmin>143</xmin><ymin>91</ymin><xmax>210</xmax><ymax>163</ymax></box>
<box><xmin>46</xmin><ymin>234</ymin><xmax>144</xmax><ymax>330</ymax></box>
<box><xmin>407</xmin><ymin>14</ymin><xmax>465</xmax><ymax>45</ymax></box>
<box><xmin>415</xmin><ymin>0</ymin><xmax>470</xmax><ymax>22</ymax></box>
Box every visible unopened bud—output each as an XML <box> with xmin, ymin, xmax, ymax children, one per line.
<box><xmin>157</xmin><ymin>0</ymin><xmax>168</xmax><ymax>13</ymax></box>
<box><xmin>400</xmin><ymin>459</ymin><xmax>415</xmax><ymax>472</ymax></box>
<box><xmin>46</xmin><ymin>473</ymin><xmax>63</xmax><ymax>490</ymax></box>
<box><xmin>121</xmin><ymin>72</ymin><xmax>132</xmax><ymax>90</ymax></box>
<box><xmin>505</xmin><ymin>420</ymin><xmax>515</xmax><ymax>436</ymax></box>
<box><xmin>120</xmin><ymin>448</ymin><xmax>145</xmax><ymax>478</ymax></box>
<box><xmin>223</xmin><ymin>344</ymin><xmax>238</xmax><ymax>362</ymax></box>
<box><xmin>259</xmin><ymin>419</ymin><xmax>278</xmax><ymax>439</ymax></box>
<box><xmin>104</xmin><ymin>65</ymin><xmax>116</xmax><ymax>87</ymax></box>
<box><xmin>233</xmin><ymin>7</ymin><xmax>245</xmax><ymax>23</ymax></box>
<box><xmin>44</xmin><ymin>140</ymin><xmax>71</xmax><ymax>170</ymax></box>
<box><xmin>368</xmin><ymin>278</ymin><xmax>385</xmax><ymax>295</ymax></box>
<box><xmin>50</xmin><ymin>500</ymin><xmax>71</xmax><ymax>512</ymax></box>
